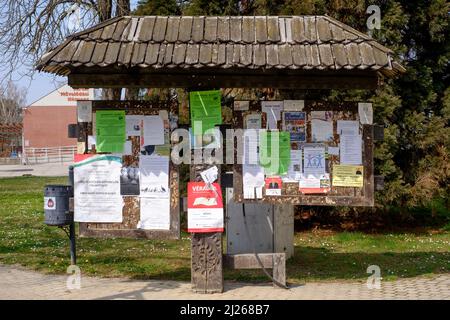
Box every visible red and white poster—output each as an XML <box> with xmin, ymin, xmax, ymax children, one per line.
<box><xmin>265</xmin><ymin>177</ymin><xmax>282</xmax><ymax>196</ymax></box>
<box><xmin>187</xmin><ymin>182</ymin><xmax>224</xmax><ymax>233</ymax></box>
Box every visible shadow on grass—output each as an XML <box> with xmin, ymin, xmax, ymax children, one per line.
<box><xmin>287</xmin><ymin>246</ymin><xmax>450</xmax><ymax>281</ymax></box>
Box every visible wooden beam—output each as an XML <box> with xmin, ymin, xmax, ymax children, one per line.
<box><xmin>69</xmin><ymin>72</ymin><xmax>378</xmax><ymax>89</ymax></box>
<box><xmin>189</xmin><ymin>135</ymin><xmax>223</xmax><ymax>293</ymax></box>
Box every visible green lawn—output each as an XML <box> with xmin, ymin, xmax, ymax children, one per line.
<box><xmin>0</xmin><ymin>176</ymin><xmax>449</xmax><ymax>283</ymax></box>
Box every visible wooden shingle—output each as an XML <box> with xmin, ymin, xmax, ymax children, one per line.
<box><xmin>204</xmin><ymin>17</ymin><xmax>218</xmax><ymax>42</ymax></box>
<box><xmin>185</xmin><ymin>44</ymin><xmax>200</xmax><ymax>64</ymax></box>
<box><xmin>38</xmin><ymin>15</ymin><xmax>403</xmax><ymax>77</ymax></box>
<box><xmin>173</xmin><ymin>43</ymin><xmax>187</xmax><ymax>65</ymax></box>
<box><xmin>144</xmin><ymin>43</ymin><xmax>160</xmax><ymax>65</ymax></box>
<box><xmin>166</xmin><ymin>17</ymin><xmax>180</xmax><ymax>42</ymax></box>
<box><xmin>137</xmin><ymin>17</ymin><xmax>156</xmax><ymax>41</ymax></box>
<box><xmin>199</xmin><ymin>44</ymin><xmax>212</xmax><ymax>65</ymax></box>
<box><xmin>255</xmin><ymin>16</ymin><xmax>268</xmax><ymax>43</ymax></box>
<box><xmin>242</xmin><ymin>16</ymin><xmax>255</xmax><ymax>43</ymax></box>
<box><xmin>230</xmin><ymin>17</ymin><xmax>242</xmax><ymax>42</ymax></box>
<box><xmin>191</xmin><ymin>16</ymin><xmax>205</xmax><ymax>42</ymax></box>
<box><xmin>267</xmin><ymin>17</ymin><xmax>280</xmax><ymax>42</ymax></box>
<box><xmin>178</xmin><ymin>17</ymin><xmax>193</xmax><ymax>42</ymax></box>
<box><xmin>152</xmin><ymin>16</ymin><xmax>168</xmax><ymax>42</ymax></box>
<box><xmin>217</xmin><ymin>17</ymin><xmax>230</xmax><ymax>41</ymax></box>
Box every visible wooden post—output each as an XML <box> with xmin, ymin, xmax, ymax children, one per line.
<box><xmin>190</xmin><ymin>163</ymin><xmax>223</xmax><ymax>293</ymax></box>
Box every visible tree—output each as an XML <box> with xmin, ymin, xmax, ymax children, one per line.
<box><xmin>134</xmin><ymin>0</ymin><xmax>181</xmax><ymax>15</ymax></box>
<box><xmin>0</xmin><ymin>1</ymin><xmax>130</xmax><ymax>88</ymax></box>
<box><xmin>0</xmin><ymin>82</ymin><xmax>25</xmax><ymax>124</ymax></box>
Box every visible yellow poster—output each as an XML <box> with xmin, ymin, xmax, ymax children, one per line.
<box><xmin>332</xmin><ymin>165</ymin><xmax>364</xmax><ymax>187</ymax></box>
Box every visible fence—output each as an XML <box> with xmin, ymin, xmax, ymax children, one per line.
<box><xmin>24</xmin><ymin>146</ymin><xmax>76</xmax><ymax>164</ymax></box>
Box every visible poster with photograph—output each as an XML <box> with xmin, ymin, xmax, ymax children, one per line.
<box><xmin>282</xmin><ymin>111</ymin><xmax>306</xmax><ymax>143</ymax></box>
<box><xmin>120</xmin><ymin>166</ymin><xmax>140</xmax><ymax>196</ymax></box>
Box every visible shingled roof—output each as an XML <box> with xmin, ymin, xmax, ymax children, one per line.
<box><xmin>37</xmin><ymin>15</ymin><xmax>405</xmax><ymax>79</ymax></box>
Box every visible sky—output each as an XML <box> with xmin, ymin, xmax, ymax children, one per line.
<box><xmin>9</xmin><ymin>1</ymin><xmax>139</xmax><ymax>105</ymax></box>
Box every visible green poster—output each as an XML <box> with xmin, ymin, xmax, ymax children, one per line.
<box><xmin>190</xmin><ymin>90</ymin><xmax>222</xmax><ymax>135</ymax></box>
<box><xmin>95</xmin><ymin>110</ymin><xmax>126</xmax><ymax>153</ymax></box>
<box><xmin>259</xmin><ymin>131</ymin><xmax>291</xmax><ymax>175</ymax></box>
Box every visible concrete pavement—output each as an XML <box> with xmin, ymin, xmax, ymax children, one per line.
<box><xmin>0</xmin><ymin>163</ymin><xmax>70</xmax><ymax>177</ymax></box>
<box><xmin>0</xmin><ymin>265</ymin><xmax>448</xmax><ymax>300</ymax></box>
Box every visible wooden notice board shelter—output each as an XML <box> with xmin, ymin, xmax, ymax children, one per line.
<box><xmin>37</xmin><ymin>15</ymin><xmax>405</xmax><ymax>293</ymax></box>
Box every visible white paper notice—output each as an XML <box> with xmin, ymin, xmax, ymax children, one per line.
<box><xmin>77</xmin><ymin>101</ymin><xmax>92</xmax><ymax>122</ymax></box>
<box><xmin>303</xmin><ymin>145</ymin><xmax>326</xmax><ymax>175</ymax></box>
<box><xmin>243</xmin><ymin>164</ymin><xmax>265</xmax><ymax>189</ymax></box>
<box><xmin>123</xmin><ymin>140</ymin><xmax>132</xmax><ymax>155</ymax></box>
<box><xmin>340</xmin><ymin>134</ymin><xmax>362</xmax><ymax>165</ymax></box>
<box><xmin>126</xmin><ymin>115</ymin><xmax>142</xmax><ymax>136</ymax></box>
<box><xmin>139</xmin><ymin>155</ymin><xmax>170</xmax><ymax>198</ymax></box>
<box><xmin>243</xmin><ymin>187</ymin><xmax>255</xmax><ymax>199</ymax></box>
<box><xmin>138</xmin><ymin>197</ymin><xmax>170</xmax><ymax>230</ymax></box>
<box><xmin>337</xmin><ymin>120</ymin><xmax>360</xmax><ymax>136</ymax></box>
<box><xmin>283</xmin><ymin>149</ymin><xmax>302</xmax><ymax>182</ymax></box>
<box><xmin>262</xmin><ymin>101</ymin><xmax>284</xmax><ymax>129</ymax></box>
<box><xmin>283</xmin><ymin>100</ymin><xmax>304</xmax><ymax>111</ymax></box>
<box><xmin>245</xmin><ymin>114</ymin><xmax>262</xmax><ymax>129</ymax></box>
<box><xmin>200</xmin><ymin>166</ymin><xmax>219</xmax><ymax>184</ymax></box>
<box><xmin>142</xmin><ymin>115</ymin><xmax>164</xmax><ymax>145</ymax></box>
<box><xmin>74</xmin><ymin>155</ymin><xmax>123</xmax><ymax>223</ymax></box>
<box><xmin>234</xmin><ymin>100</ymin><xmax>250</xmax><ymax>111</ymax></box>
<box><xmin>311</xmin><ymin>119</ymin><xmax>334</xmax><ymax>142</ymax></box>
<box><xmin>328</xmin><ymin>146</ymin><xmax>340</xmax><ymax>156</ymax></box>
<box><xmin>87</xmin><ymin>135</ymin><xmax>96</xmax><ymax>150</ymax></box>
<box><xmin>358</xmin><ymin>103</ymin><xmax>373</xmax><ymax>125</ymax></box>
<box><xmin>243</xmin><ymin>129</ymin><xmax>259</xmax><ymax>165</ymax></box>
<box><xmin>299</xmin><ymin>174</ymin><xmax>321</xmax><ymax>189</ymax></box>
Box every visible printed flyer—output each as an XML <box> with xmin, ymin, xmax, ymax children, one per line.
<box><xmin>74</xmin><ymin>154</ymin><xmax>123</xmax><ymax>222</ymax></box>
<box><xmin>187</xmin><ymin>182</ymin><xmax>224</xmax><ymax>233</ymax></box>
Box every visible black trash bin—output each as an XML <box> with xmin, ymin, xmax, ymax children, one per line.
<box><xmin>44</xmin><ymin>185</ymin><xmax>73</xmax><ymax>226</ymax></box>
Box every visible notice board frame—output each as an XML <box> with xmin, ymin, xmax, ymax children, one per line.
<box><xmin>232</xmin><ymin>100</ymin><xmax>374</xmax><ymax>207</ymax></box>
<box><xmin>76</xmin><ymin>100</ymin><xmax>180</xmax><ymax>239</ymax></box>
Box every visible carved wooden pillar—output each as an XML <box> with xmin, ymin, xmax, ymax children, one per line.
<box><xmin>190</xmin><ymin>163</ymin><xmax>223</xmax><ymax>293</ymax></box>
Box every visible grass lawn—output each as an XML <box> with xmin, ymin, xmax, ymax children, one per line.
<box><xmin>0</xmin><ymin>176</ymin><xmax>449</xmax><ymax>284</ymax></box>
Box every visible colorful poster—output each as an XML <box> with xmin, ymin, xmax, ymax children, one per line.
<box><xmin>259</xmin><ymin>131</ymin><xmax>291</xmax><ymax>175</ymax></box>
<box><xmin>138</xmin><ymin>197</ymin><xmax>170</xmax><ymax>230</ymax></box>
<box><xmin>95</xmin><ymin>110</ymin><xmax>126</xmax><ymax>153</ymax></box>
<box><xmin>332</xmin><ymin>165</ymin><xmax>364</xmax><ymax>187</ymax></box>
<box><xmin>187</xmin><ymin>182</ymin><xmax>224</xmax><ymax>233</ymax></box>
<box><xmin>74</xmin><ymin>154</ymin><xmax>123</xmax><ymax>223</ymax></box>
<box><xmin>265</xmin><ymin>177</ymin><xmax>282</xmax><ymax>196</ymax></box>
<box><xmin>262</xmin><ymin>101</ymin><xmax>284</xmax><ymax>129</ymax></box>
<box><xmin>299</xmin><ymin>173</ymin><xmax>331</xmax><ymax>194</ymax></box>
<box><xmin>282</xmin><ymin>111</ymin><xmax>306</xmax><ymax>143</ymax></box>
<box><xmin>190</xmin><ymin>90</ymin><xmax>222</xmax><ymax>135</ymax></box>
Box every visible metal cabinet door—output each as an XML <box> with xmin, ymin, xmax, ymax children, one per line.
<box><xmin>225</xmin><ymin>188</ymin><xmax>274</xmax><ymax>254</ymax></box>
